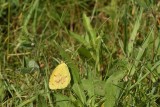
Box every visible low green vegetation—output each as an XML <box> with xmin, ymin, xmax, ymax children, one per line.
<box><xmin>0</xmin><ymin>0</ymin><xmax>160</xmax><ymax>107</ymax></box>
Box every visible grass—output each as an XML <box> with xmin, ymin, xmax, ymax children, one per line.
<box><xmin>0</xmin><ymin>0</ymin><xmax>160</xmax><ymax>107</ymax></box>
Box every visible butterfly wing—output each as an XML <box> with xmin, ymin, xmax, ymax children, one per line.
<box><xmin>49</xmin><ymin>63</ymin><xmax>71</xmax><ymax>90</ymax></box>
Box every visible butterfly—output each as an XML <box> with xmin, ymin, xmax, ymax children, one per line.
<box><xmin>49</xmin><ymin>62</ymin><xmax>71</xmax><ymax>90</ymax></box>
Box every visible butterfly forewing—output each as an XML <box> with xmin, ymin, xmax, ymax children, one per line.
<box><xmin>49</xmin><ymin>63</ymin><xmax>71</xmax><ymax>90</ymax></box>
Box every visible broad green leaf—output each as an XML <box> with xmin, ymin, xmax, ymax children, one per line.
<box><xmin>81</xmin><ymin>79</ymin><xmax>94</xmax><ymax>97</ymax></box>
<box><xmin>104</xmin><ymin>72</ymin><xmax>125</xmax><ymax>107</ymax></box>
<box><xmin>94</xmin><ymin>80</ymin><xmax>105</xmax><ymax>96</ymax></box>
<box><xmin>78</xmin><ymin>46</ymin><xmax>94</xmax><ymax>62</ymax></box>
<box><xmin>69</xmin><ymin>94</ymin><xmax>83</xmax><ymax>107</ymax></box>
<box><xmin>54</xmin><ymin>93</ymin><xmax>74</xmax><ymax>107</ymax></box>
<box><xmin>72</xmin><ymin>83</ymin><xmax>86</xmax><ymax>105</ymax></box>
<box><xmin>104</xmin><ymin>60</ymin><xmax>127</xmax><ymax>107</ymax></box>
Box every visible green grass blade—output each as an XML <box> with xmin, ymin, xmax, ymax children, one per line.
<box><xmin>83</xmin><ymin>13</ymin><xmax>96</xmax><ymax>47</ymax></box>
<box><xmin>128</xmin><ymin>8</ymin><xmax>143</xmax><ymax>56</ymax></box>
<box><xmin>17</xmin><ymin>96</ymin><xmax>37</xmax><ymax>107</ymax></box>
<box><xmin>23</xmin><ymin>0</ymin><xmax>39</xmax><ymax>34</ymax></box>
<box><xmin>54</xmin><ymin>41</ymin><xmax>80</xmax><ymax>83</ymax></box>
<box><xmin>129</xmin><ymin>60</ymin><xmax>160</xmax><ymax>90</ymax></box>
<box><xmin>69</xmin><ymin>31</ymin><xmax>91</xmax><ymax>48</ymax></box>
<box><xmin>129</xmin><ymin>27</ymin><xmax>153</xmax><ymax>76</ymax></box>
<box><xmin>0</xmin><ymin>78</ymin><xmax>5</xmax><ymax>102</ymax></box>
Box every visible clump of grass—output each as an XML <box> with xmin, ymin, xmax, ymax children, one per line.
<box><xmin>0</xmin><ymin>0</ymin><xmax>160</xmax><ymax>107</ymax></box>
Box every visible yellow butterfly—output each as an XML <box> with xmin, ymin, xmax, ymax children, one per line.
<box><xmin>49</xmin><ymin>62</ymin><xmax>71</xmax><ymax>90</ymax></box>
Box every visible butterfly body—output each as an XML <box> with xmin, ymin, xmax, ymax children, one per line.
<box><xmin>49</xmin><ymin>62</ymin><xmax>71</xmax><ymax>90</ymax></box>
